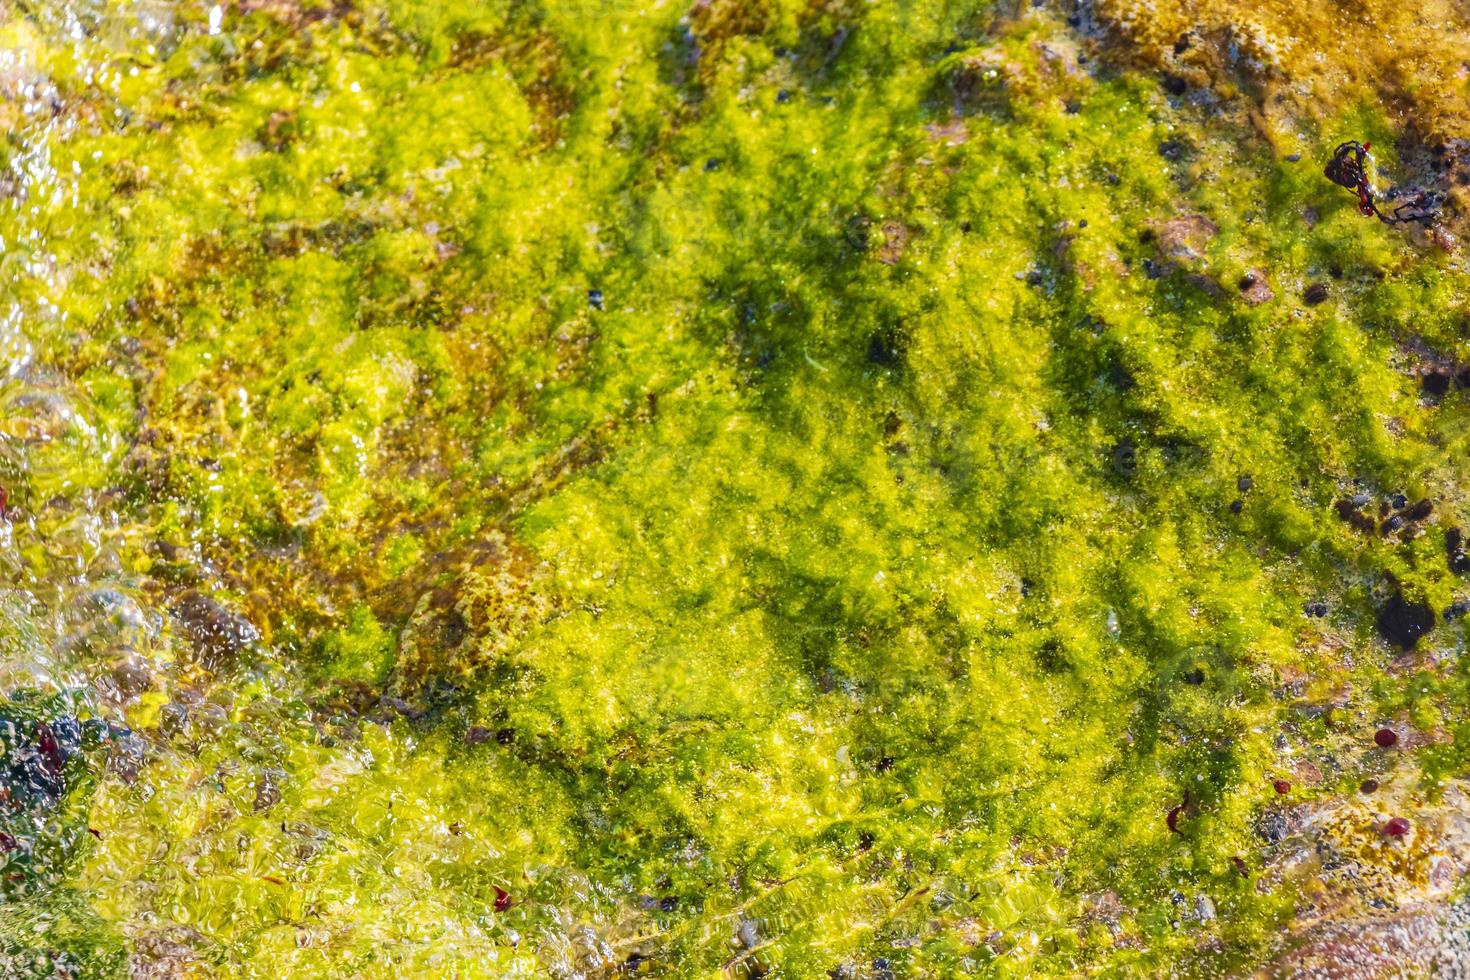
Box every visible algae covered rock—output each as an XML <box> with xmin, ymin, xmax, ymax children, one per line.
<box><xmin>0</xmin><ymin>690</ymin><xmax>123</xmax><ymax>897</ymax></box>
<box><xmin>8</xmin><ymin>0</ymin><xmax>1470</xmax><ymax>974</ymax></box>
<box><xmin>0</xmin><ymin>691</ymin><xmax>130</xmax><ymax>978</ymax></box>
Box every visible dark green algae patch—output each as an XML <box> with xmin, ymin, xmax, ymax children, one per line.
<box><xmin>5</xmin><ymin>0</ymin><xmax>1470</xmax><ymax>975</ymax></box>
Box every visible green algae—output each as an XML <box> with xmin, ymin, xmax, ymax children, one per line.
<box><xmin>3</xmin><ymin>0</ymin><xmax>1470</xmax><ymax>975</ymax></box>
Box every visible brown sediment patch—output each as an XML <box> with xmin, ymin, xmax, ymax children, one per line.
<box><xmin>1255</xmin><ymin>780</ymin><xmax>1470</xmax><ymax>976</ymax></box>
<box><xmin>1088</xmin><ymin>0</ymin><xmax>1470</xmax><ymax>141</ymax></box>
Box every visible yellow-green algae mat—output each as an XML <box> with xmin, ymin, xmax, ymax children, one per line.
<box><xmin>3</xmin><ymin>0</ymin><xmax>1470</xmax><ymax>975</ymax></box>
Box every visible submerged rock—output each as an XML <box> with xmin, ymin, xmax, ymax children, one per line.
<box><xmin>1377</xmin><ymin>593</ymin><xmax>1435</xmax><ymax>649</ymax></box>
<box><xmin>0</xmin><ymin>691</ymin><xmax>125</xmax><ymax>898</ymax></box>
<box><xmin>170</xmin><ymin>591</ymin><xmax>261</xmax><ymax>670</ymax></box>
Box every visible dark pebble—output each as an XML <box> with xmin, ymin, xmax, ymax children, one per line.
<box><xmin>867</xmin><ymin>330</ymin><xmax>904</xmax><ymax>367</ymax></box>
<box><xmin>1229</xmin><ymin>499</ymin><xmax>1243</xmax><ymax>514</ymax></box>
<box><xmin>1391</xmin><ymin>493</ymin><xmax>1407</xmax><ymax>509</ymax></box>
<box><xmin>1237</xmin><ymin>474</ymin><xmax>1253</xmax><ymax>493</ymax></box>
<box><xmin>1381</xmin><ymin>515</ymin><xmax>1405</xmax><ymax>533</ymax></box>
<box><xmin>1112</xmin><ymin>439</ymin><xmax>1137</xmax><ymax>477</ymax></box>
<box><xmin>776</xmin><ymin>89</ymin><xmax>791</xmax><ymax>103</ymax></box>
<box><xmin>1285</xmin><ymin>153</ymin><xmax>1302</xmax><ymax>163</ymax></box>
<box><xmin>1335</xmin><ymin>498</ymin><xmax>1375</xmax><ymax>532</ymax></box>
<box><xmin>1423</xmin><ymin>370</ymin><xmax>1452</xmax><ymax>395</ymax></box>
<box><xmin>1158</xmin><ymin>139</ymin><xmax>1189</xmax><ymax>161</ymax></box>
<box><xmin>254</xmin><ymin>768</ymin><xmax>285</xmax><ymax>813</ymax></box>
<box><xmin>171</xmin><ymin>591</ymin><xmax>260</xmax><ymax>669</ymax></box>
<box><xmin>1447</xmin><ymin>527</ymin><xmax>1470</xmax><ymax>573</ymax></box>
<box><xmin>1374</xmin><ymin>727</ymin><xmax>1398</xmax><ymax>748</ymax></box>
<box><xmin>106</xmin><ymin>730</ymin><xmax>146</xmax><ymax>784</ymax></box>
<box><xmin>157</xmin><ymin>702</ymin><xmax>189</xmax><ymax>740</ymax></box>
<box><xmin>1376</xmin><ymin>592</ymin><xmax>1435</xmax><ymax>649</ymax></box>
<box><xmin>1256</xmin><ymin>808</ymin><xmax>1292</xmax><ymax>843</ymax></box>
<box><xmin>1303</xmin><ymin>283</ymin><xmax>1330</xmax><ymax>305</ymax></box>
<box><xmin>1304</xmin><ymin>601</ymin><xmax>1329</xmax><ymax>618</ymax></box>
<box><xmin>588</xmin><ymin>289</ymin><xmax>604</xmax><ymax>311</ymax></box>
<box><xmin>1360</xmin><ymin>779</ymin><xmax>1379</xmax><ymax>794</ymax></box>
<box><xmin>109</xmin><ymin>658</ymin><xmax>153</xmax><ymax>699</ymax></box>
<box><xmin>704</xmin><ymin>158</ymin><xmax>720</xmax><ymax>172</ymax></box>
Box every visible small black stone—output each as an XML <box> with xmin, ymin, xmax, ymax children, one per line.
<box><xmin>867</xmin><ymin>330</ymin><xmax>904</xmax><ymax>367</ymax></box>
<box><xmin>776</xmin><ymin>89</ymin><xmax>791</xmax><ymax>103</ymax></box>
<box><xmin>1423</xmin><ymin>370</ymin><xmax>1452</xmax><ymax>395</ymax></box>
<box><xmin>1229</xmin><ymin>499</ymin><xmax>1243</xmax><ymax>514</ymax></box>
<box><xmin>1285</xmin><ymin>153</ymin><xmax>1302</xmax><ymax>163</ymax></box>
<box><xmin>1303</xmin><ymin>283</ymin><xmax>1330</xmax><ymax>305</ymax></box>
<box><xmin>1157</xmin><ymin>139</ymin><xmax>1188</xmax><ymax>162</ymax></box>
<box><xmin>1448</xmin><ymin>527</ymin><xmax>1470</xmax><ymax>574</ymax></box>
<box><xmin>588</xmin><ymin>289</ymin><xmax>604</xmax><ymax>311</ymax></box>
<box><xmin>703</xmin><ymin>158</ymin><xmax>720</xmax><ymax>172</ymax></box>
<box><xmin>1381</xmin><ymin>515</ymin><xmax>1405</xmax><ymax>533</ymax></box>
<box><xmin>1112</xmin><ymin>439</ymin><xmax>1137</xmax><ymax>477</ymax></box>
<box><xmin>1391</xmin><ymin>493</ymin><xmax>1407</xmax><ymax>509</ymax></box>
<box><xmin>1304</xmin><ymin>601</ymin><xmax>1329</xmax><ymax>618</ymax></box>
<box><xmin>1237</xmin><ymin>474</ymin><xmax>1253</xmax><ymax>493</ymax></box>
<box><xmin>1376</xmin><ymin>593</ymin><xmax>1435</xmax><ymax>649</ymax></box>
